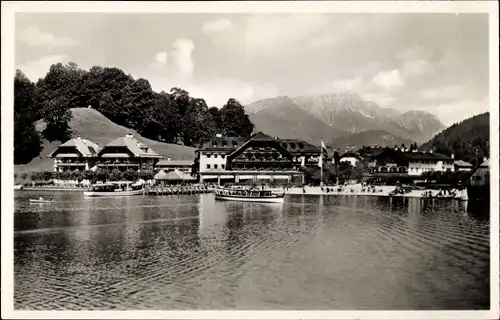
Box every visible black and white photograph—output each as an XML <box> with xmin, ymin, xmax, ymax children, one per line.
<box><xmin>2</xmin><ymin>1</ymin><xmax>499</xmax><ymax>319</ymax></box>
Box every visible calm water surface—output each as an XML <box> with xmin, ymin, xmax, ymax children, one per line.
<box><xmin>14</xmin><ymin>190</ymin><xmax>490</xmax><ymax>310</ymax></box>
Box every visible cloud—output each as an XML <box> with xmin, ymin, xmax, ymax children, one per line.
<box><xmin>171</xmin><ymin>38</ymin><xmax>195</xmax><ymax>80</ymax></box>
<box><xmin>18</xmin><ymin>26</ymin><xmax>79</xmax><ymax>47</ymax></box>
<box><xmin>400</xmin><ymin>59</ymin><xmax>435</xmax><ymax>78</ymax></box>
<box><xmin>420</xmin><ymin>85</ymin><xmax>465</xmax><ymax>101</ymax></box>
<box><xmin>243</xmin><ymin>15</ymin><xmax>329</xmax><ymax>56</ymax></box>
<box><xmin>371</xmin><ymin>69</ymin><xmax>405</xmax><ymax>89</ymax></box>
<box><xmin>396</xmin><ymin>45</ymin><xmax>434</xmax><ymax>62</ymax></box>
<box><xmin>149</xmin><ymin>51</ymin><xmax>168</xmax><ymax>71</ymax></box>
<box><xmin>361</xmin><ymin>92</ymin><xmax>396</xmax><ymax>107</ymax></box>
<box><xmin>331</xmin><ymin>76</ymin><xmax>364</xmax><ymax>92</ymax></box>
<box><xmin>17</xmin><ymin>54</ymin><xmax>69</xmax><ymax>81</ymax></box>
<box><xmin>202</xmin><ymin>18</ymin><xmax>233</xmax><ymax>35</ymax></box>
<box><xmin>413</xmin><ymin>96</ymin><xmax>489</xmax><ymax>126</ymax></box>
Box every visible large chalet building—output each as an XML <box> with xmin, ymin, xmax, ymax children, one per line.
<box><xmin>196</xmin><ymin>132</ymin><xmax>323</xmax><ymax>184</ymax></box>
<box><xmin>96</xmin><ymin>134</ymin><xmax>163</xmax><ymax>171</ymax></box>
<box><xmin>48</xmin><ymin>136</ymin><xmax>100</xmax><ymax>172</ymax></box>
<box><xmin>48</xmin><ymin>134</ymin><xmax>162</xmax><ymax>172</ymax></box>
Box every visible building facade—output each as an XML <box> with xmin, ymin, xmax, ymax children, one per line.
<box><xmin>48</xmin><ymin>136</ymin><xmax>100</xmax><ymax>172</ymax></box>
<box><xmin>360</xmin><ymin>147</ymin><xmax>454</xmax><ymax>176</ymax></box>
<box><xmin>96</xmin><ymin>134</ymin><xmax>162</xmax><ymax>171</ymax></box>
<box><xmin>406</xmin><ymin>152</ymin><xmax>454</xmax><ymax>176</ymax></box>
<box><xmin>156</xmin><ymin>159</ymin><xmax>194</xmax><ymax>174</ymax></box>
<box><xmin>196</xmin><ymin>132</ymin><xmax>319</xmax><ymax>185</ymax></box>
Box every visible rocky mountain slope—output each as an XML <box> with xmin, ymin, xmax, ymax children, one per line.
<box><xmin>328</xmin><ymin>130</ymin><xmax>415</xmax><ymax>151</ymax></box>
<box><xmin>246</xmin><ymin>91</ymin><xmax>445</xmax><ymax>144</ymax></box>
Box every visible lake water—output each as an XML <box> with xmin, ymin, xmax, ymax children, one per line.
<box><xmin>14</xmin><ymin>190</ymin><xmax>490</xmax><ymax>310</ymax></box>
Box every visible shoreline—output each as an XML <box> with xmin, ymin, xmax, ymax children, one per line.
<box><xmin>18</xmin><ymin>185</ymin><xmax>469</xmax><ymax>201</ymax></box>
<box><xmin>272</xmin><ymin>185</ymin><xmax>469</xmax><ymax>201</ymax></box>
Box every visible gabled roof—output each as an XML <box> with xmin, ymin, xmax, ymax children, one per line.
<box><xmin>402</xmin><ymin>152</ymin><xmax>452</xmax><ymax>161</ymax></box>
<box><xmin>340</xmin><ymin>151</ymin><xmax>364</xmax><ymax>160</ymax></box>
<box><xmin>198</xmin><ymin>136</ymin><xmax>247</xmax><ymax>152</ymax></box>
<box><xmin>48</xmin><ymin>137</ymin><xmax>100</xmax><ymax>158</ymax></box>
<box><xmin>278</xmin><ymin>139</ymin><xmax>320</xmax><ymax>153</ymax></box>
<box><xmin>100</xmin><ymin>135</ymin><xmax>162</xmax><ymax>158</ymax></box>
<box><xmin>480</xmin><ymin>158</ymin><xmax>489</xmax><ymax>167</ymax></box>
<box><xmin>250</xmin><ymin>132</ymin><xmax>273</xmax><ymax>140</ymax></box>
<box><xmin>454</xmin><ymin>160</ymin><xmax>473</xmax><ymax>167</ymax></box>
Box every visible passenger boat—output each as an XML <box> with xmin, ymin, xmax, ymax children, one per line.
<box><xmin>14</xmin><ymin>184</ymin><xmax>23</xmax><ymax>190</ymax></box>
<box><xmin>84</xmin><ymin>182</ymin><xmax>144</xmax><ymax>197</ymax></box>
<box><xmin>214</xmin><ymin>186</ymin><xmax>285</xmax><ymax>203</ymax></box>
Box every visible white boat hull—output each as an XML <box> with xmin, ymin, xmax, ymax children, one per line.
<box><xmin>84</xmin><ymin>189</ymin><xmax>144</xmax><ymax>197</ymax></box>
<box><xmin>29</xmin><ymin>199</ymin><xmax>52</xmax><ymax>203</ymax></box>
<box><xmin>14</xmin><ymin>185</ymin><xmax>23</xmax><ymax>190</ymax></box>
<box><xmin>215</xmin><ymin>194</ymin><xmax>284</xmax><ymax>203</ymax></box>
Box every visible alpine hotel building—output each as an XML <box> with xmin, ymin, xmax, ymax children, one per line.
<box><xmin>197</xmin><ymin>132</ymin><xmax>323</xmax><ymax>185</ymax></box>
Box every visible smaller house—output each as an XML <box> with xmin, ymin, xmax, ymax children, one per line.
<box><xmin>405</xmin><ymin>151</ymin><xmax>454</xmax><ymax>176</ymax></box>
<box><xmin>454</xmin><ymin>160</ymin><xmax>473</xmax><ymax>171</ymax></box>
<box><xmin>338</xmin><ymin>151</ymin><xmax>364</xmax><ymax>167</ymax></box>
<box><xmin>48</xmin><ymin>136</ymin><xmax>100</xmax><ymax>172</ymax></box>
<box><xmin>156</xmin><ymin>159</ymin><xmax>194</xmax><ymax>174</ymax></box>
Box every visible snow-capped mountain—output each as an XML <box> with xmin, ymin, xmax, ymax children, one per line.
<box><xmin>245</xmin><ymin>91</ymin><xmax>445</xmax><ymax>144</ymax></box>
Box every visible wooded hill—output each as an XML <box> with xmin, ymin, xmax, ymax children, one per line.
<box><xmin>420</xmin><ymin>112</ymin><xmax>490</xmax><ymax>166</ymax></box>
<box><xmin>14</xmin><ymin>63</ymin><xmax>254</xmax><ymax>166</ymax></box>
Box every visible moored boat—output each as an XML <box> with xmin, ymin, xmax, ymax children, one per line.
<box><xmin>214</xmin><ymin>186</ymin><xmax>285</xmax><ymax>203</ymax></box>
<box><xmin>84</xmin><ymin>182</ymin><xmax>144</xmax><ymax>197</ymax></box>
<box><xmin>14</xmin><ymin>184</ymin><xmax>24</xmax><ymax>190</ymax></box>
<box><xmin>30</xmin><ymin>198</ymin><xmax>52</xmax><ymax>203</ymax></box>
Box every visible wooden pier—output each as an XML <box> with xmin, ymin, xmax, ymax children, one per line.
<box><xmin>144</xmin><ymin>185</ymin><xmax>214</xmax><ymax>196</ymax></box>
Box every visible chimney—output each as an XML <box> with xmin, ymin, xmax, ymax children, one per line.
<box><xmin>215</xmin><ymin>133</ymin><xmax>222</xmax><ymax>138</ymax></box>
<box><xmin>126</xmin><ymin>133</ymin><xmax>133</xmax><ymax>139</ymax></box>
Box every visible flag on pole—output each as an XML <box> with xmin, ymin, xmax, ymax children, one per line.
<box><xmin>318</xmin><ymin>138</ymin><xmax>326</xmax><ymax>168</ymax></box>
<box><xmin>321</xmin><ymin>140</ymin><xmax>329</xmax><ymax>157</ymax></box>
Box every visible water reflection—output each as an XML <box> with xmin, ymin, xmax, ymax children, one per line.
<box><xmin>14</xmin><ymin>191</ymin><xmax>490</xmax><ymax>310</ymax></box>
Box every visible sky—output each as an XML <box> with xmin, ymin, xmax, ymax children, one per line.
<box><xmin>15</xmin><ymin>12</ymin><xmax>490</xmax><ymax>126</ymax></box>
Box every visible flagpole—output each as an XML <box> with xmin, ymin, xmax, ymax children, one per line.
<box><xmin>320</xmin><ymin>137</ymin><xmax>324</xmax><ymax>187</ymax></box>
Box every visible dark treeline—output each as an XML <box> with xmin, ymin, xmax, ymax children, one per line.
<box><xmin>420</xmin><ymin>112</ymin><xmax>490</xmax><ymax>166</ymax></box>
<box><xmin>14</xmin><ymin>62</ymin><xmax>254</xmax><ymax>164</ymax></box>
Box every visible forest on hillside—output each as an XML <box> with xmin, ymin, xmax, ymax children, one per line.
<box><xmin>14</xmin><ymin>63</ymin><xmax>254</xmax><ymax>164</ymax></box>
<box><xmin>420</xmin><ymin>112</ymin><xmax>490</xmax><ymax>166</ymax></box>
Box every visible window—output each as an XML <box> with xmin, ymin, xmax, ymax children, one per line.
<box><xmin>206</xmin><ymin>154</ymin><xmax>212</xmax><ymax>158</ymax></box>
<box><xmin>221</xmin><ymin>164</ymin><xmax>225</xmax><ymax>169</ymax></box>
<box><xmin>214</xmin><ymin>164</ymin><xmax>218</xmax><ymax>169</ymax></box>
<box><xmin>207</xmin><ymin>164</ymin><xmax>211</xmax><ymax>169</ymax></box>
<box><xmin>290</xmin><ymin>142</ymin><xmax>296</xmax><ymax>149</ymax></box>
<box><xmin>214</xmin><ymin>154</ymin><xmax>218</xmax><ymax>158</ymax></box>
<box><xmin>298</xmin><ymin>142</ymin><xmax>304</xmax><ymax>149</ymax></box>
<box><xmin>221</xmin><ymin>154</ymin><xmax>226</xmax><ymax>159</ymax></box>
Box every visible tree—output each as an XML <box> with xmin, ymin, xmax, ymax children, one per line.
<box><xmin>139</xmin><ymin>170</ymin><xmax>154</xmax><ymax>181</ymax></box>
<box><xmin>14</xmin><ymin>70</ymin><xmax>42</xmax><ymax>164</ymax></box>
<box><xmin>109</xmin><ymin>169</ymin><xmax>123</xmax><ymax>181</ymax></box>
<box><xmin>96</xmin><ymin>169</ymin><xmax>109</xmax><ymax>182</ymax></box>
<box><xmin>122</xmin><ymin>169</ymin><xmax>139</xmax><ymax>182</ymax></box>
<box><xmin>219</xmin><ymin>98</ymin><xmax>254</xmax><ymax>138</ymax></box>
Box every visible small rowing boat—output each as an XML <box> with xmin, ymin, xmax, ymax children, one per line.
<box><xmin>30</xmin><ymin>198</ymin><xmax>52</xmax><ymax>203</ymax></box>
<box><xmin>215</xmin><ymin>186</ymin><xmax>285</xmax><ymax>203</ymax></box>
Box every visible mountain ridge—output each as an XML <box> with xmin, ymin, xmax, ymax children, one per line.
<box><xmin>246</xmin><ymin>91</ymin><xmax>445</xmax><ymax>144</ymax></box>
